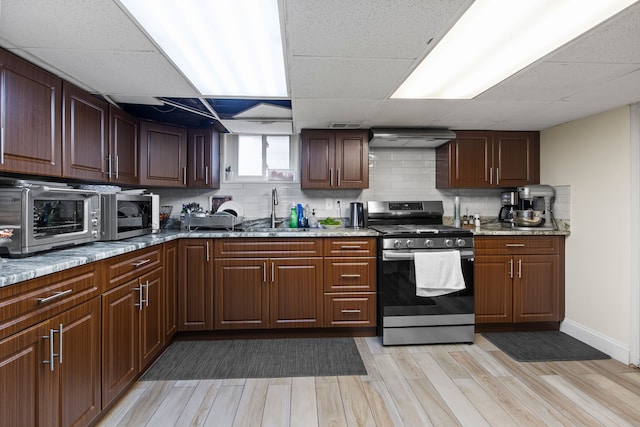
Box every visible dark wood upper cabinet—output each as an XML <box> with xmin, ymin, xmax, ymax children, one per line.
<box><xmin>301</xmin><ymin>129</ymin><xmax>369</xmax><ymax>189</ymax></box>
<box><xmin>0</xmin><ymin>48</ymin><xmax>62</xmax><ymax>177</ymax></box>
<box><xmin>139</xmin><ymin>120</ymin><xmax>188</xmax><ymax>187</ymax></box>
<box><xmin>187</xmin><ymin>128</ymin><xmax>220</xmax><ymax>188</ymax></box>
<box><xmin>436</xmin><ymin>130</ymin><xmax>539</xmax><ymax>188</ymax></box>
<box><xmin>62</xmin><ymin>82</ymin><xmax>109</xmax><ymax>181</ymax></box>
<box><xmin>109</xmin><ymin>106</ymin><xmax>139</xmax><ymax>185</ymax></box>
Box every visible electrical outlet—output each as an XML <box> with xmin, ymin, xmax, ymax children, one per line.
<box><xmin>325</xmin><ymin>198</ymin><xmax>333</xmax><ymax>210</ymax></box>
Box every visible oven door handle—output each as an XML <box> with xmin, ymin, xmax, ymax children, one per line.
<box><xmin>382</xmin><ymin>249</ymin><xmax>474</xmax><ymax>261</ymax></box>
<box><xmin>41</xmin><ymin>186</ymin><xmax>98</xmax><ymax>195</ymax></box>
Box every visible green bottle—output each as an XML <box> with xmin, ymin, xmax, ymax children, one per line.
<box><xmin>290</xmin><ymin>206</ymin><xmax>298</xmax><ymax>228</ymax></box>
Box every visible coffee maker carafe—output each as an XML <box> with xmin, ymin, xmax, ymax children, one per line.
<box><xmin>498</xmin><ymin>191</ymin><xmax>518</xmax><ymax>227</ymax></box>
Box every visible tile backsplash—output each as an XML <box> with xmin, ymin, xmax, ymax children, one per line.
<box><xmin>154</xmin><ymin>147</ymin><xmax>570</xmax><ymax>226</ymax></box>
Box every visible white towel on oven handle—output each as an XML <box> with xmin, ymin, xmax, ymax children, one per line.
<box><xmin>414</xmin><ymin>250</ymin><xmax>466</xmax><ymax>297</ymax></box>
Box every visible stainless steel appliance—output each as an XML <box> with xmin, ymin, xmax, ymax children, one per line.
<box><xmin>498</xmin><ymin>191</ymin><xmax>519</xmax><ymax>227</ymax></box>
<box><xmin>516</xmin><ymin>185</ymin><xmax>556</xmax><ymax>230</ymax></box>
<box><xmin>101</xmin><ymin>193</ymin><xmax>154</xmax><ymax>240</ymax></box>
<box><xmin>367</xmin><ymin>201</ymin><xmax>475</xmax><ymax>346</ymax></box>
<box><xmin>349</xmin><ymin>202</ymin><xmax>364</xmax><ymax>228</ymax></box>
<box><xmin>0</xmin><ymin>180</ymin><xmax>101</xmax><ymax>257</ymax></box>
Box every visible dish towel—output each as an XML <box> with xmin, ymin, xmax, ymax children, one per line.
<box><xmin>414</xmin><ymin>251</ymin><xmax>466</xmax><ymax>297</ymax></box>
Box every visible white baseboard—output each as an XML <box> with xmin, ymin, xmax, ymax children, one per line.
<box><xmin>560</xmin><ymin>319</ymin><xmax>631</xmax><ymax>365</ymax></box>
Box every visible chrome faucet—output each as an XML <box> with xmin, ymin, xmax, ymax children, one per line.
<box><xmin>271</xmin><ymin>187</ymin><xmax>278</xmax><ymax>228</ymax></box>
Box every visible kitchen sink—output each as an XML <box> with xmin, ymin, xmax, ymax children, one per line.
<box><xmin>247</xmin><ymin>227</ymin><xmax>311</xmax><ymax>233</ymax></box>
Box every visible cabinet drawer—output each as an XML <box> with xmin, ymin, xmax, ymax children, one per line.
<box><xmin>475</xmin><ymin>236</ymin><xmax>563</xmax><ymax>255</ymax></box>
<box><xmin>0</xmin><ymin>263</ymin><xmax>101</xmax><ymax>340</ymax></box>
<box><xmin>214</xmin><ymin>238</ymin><xmax>323</xmax><ymax>258</ymax></box>
<box><xmin>324</xmin><ymin>293</ymin><xmax>376</xmax><ymax>327</ymax></box>
<box><xmin>324</xmin><ymin>238</ymin><xmax>376</xmax><ymax>257</ymax></box>
<box><xmin>104</xmin><ymin>246</ymin><xmax>162</xmax><ymax>289</ymax></box>
<box><xmin>324</xmin><ymin>258</ymin><xmax>376</xmax><ymax>292</ymax></box>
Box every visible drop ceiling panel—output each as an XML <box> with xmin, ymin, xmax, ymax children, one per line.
<box><xmin>21</xmin><ymin>48</ymin><xmax>197</xmax><ymax>96</ymax></box>
<box><xmin>480</xmin><ymin>62</ymin><xmax>640</xmax><ymax>102</ymax></box>
<box><xmin>290</xmin><ymin>57</ymin><xmax>412</xmax><ymax>98</ymax></box>
<box><xmin>285</xmin><ymin>0</ymin><xmax>470</xmax><ymax>58</ymax></box>
<box><xmin>0</xmin><ymin>0</ymin><xmax>152</xmax><ymax>51</ymax></box>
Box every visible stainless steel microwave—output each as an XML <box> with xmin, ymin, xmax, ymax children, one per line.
<box><xmin>101</xmin><ymin>193</ymin><xmax>154</xmax><ymax>241</ymax></box>
<box><xmin>0</xmin><ymin>181</ymin><xmax>101</xmax><ymax>257</ymax></box>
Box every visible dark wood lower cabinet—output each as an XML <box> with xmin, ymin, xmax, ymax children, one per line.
<box><xmin>214</xmin><ymin>257</ymin><xmax>324</xmax><ymax>329</ymax></box>
<box><xmin>178</xmin><ymin>239</ymin><xmax>213</xmax><ymax>331</ymax></box>
<box><xmin>0</xmin><ymin>297</ymin><xmax>101</xmax><ymax>427</ymax></box>
<box><xmin>164</xmin><ymin>240</ymin><xmax>178</xmax><ymax>342</ymax></box>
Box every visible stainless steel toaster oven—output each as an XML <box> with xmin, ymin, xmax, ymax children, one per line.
<box><xmin>100</xmin><ymin>193</ymin><xmax>154</xmax><ymax>241</ymax></box>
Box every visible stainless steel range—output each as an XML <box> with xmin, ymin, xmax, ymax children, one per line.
<box><xmin>367</xmin><ymin>201</ymin><xmax>475</xmax><ymax>345</ymax></box>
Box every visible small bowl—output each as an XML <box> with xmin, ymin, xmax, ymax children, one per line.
<box><xmin>513</xmin><ymin>210</ymin><xmax>543</xmax><ymax>226</ymax></box>
<box><xmin>320</xmin><ymin>223</ymin><xmax>343</xmax><ymax>230</ymax></box>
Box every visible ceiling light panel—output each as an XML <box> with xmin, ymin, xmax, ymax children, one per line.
<box><xmin>392</xmin><ymin>0</ymin><xmax>638</xmax><ymax>100</ymax></box>
<box><xmin>119</xmin><ymin>0</ymin><xmax>288</xmax><ymax>97</ymax></box>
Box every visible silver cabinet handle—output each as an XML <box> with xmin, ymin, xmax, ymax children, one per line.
<box><xmin>1</xmin><ymin>126</ymin><xmax>4</xmax><ymax>164</ymax></box>
<box><xmin>496</xmin><ymin>167</ymin><xmax>499</xmax><ymax>186</ymax></box>
<box><xmin>340</xmin><ymin>246</ymin><xmax>361</xmax><ymax>250</ymax></box>
<box><xmin>341</xmin><ymin>274</ymin><xmax>361</xmax><ymax>279</ymax></box>
<box><xmin>271</xmin><ymin>262</ymin><xmax>275</xmax><ymax>283</ymax></box>
<box><xmin>206</xmin><ymin>242</ymin><xmax>210</xmax><ymax>262</ymax></box>
<box><xmin>38</xmin><ymin>289</ymin><xmax>72</xmax><ymax>304</ymax></box>
<box><xmin>205</xmin><ymin>166</ymin><xmax>209</xmax><ymax>185</ymax></box>
<box><xmin>263</xmin><ymin>262</ymin><xmax>267</xmax><ymax>283</ymax></box>
<box><xmin>337</xmin><ymin>169</ymin><xmax>341</xmax><ymax>186</ymax></box>
<box><xmin>489</xmin><ymin>167</ymin><xmax>493</xmax><ymax>185</ymax></box>
<box><xmin>341</xmin><ymin>309</ymin><xmax>361</xmax><ymax>314</ymax></box>
<box><xmin>509</xmin><ymin>259</ymin><xmax>513</xmax><ymax>279</ymax></box>
<box><xmin>329</xmin><ymin>168</ymin><xmax>334</xmax><ymax>186</ymax></box>
<box><xmin>183</xmin><ymin>167</ymin><xmax>187</xmax><ymax>185</ymax></box>
<box><xmin>133</xmin><ymin>283</ymin><xmax>145</xmax><ymax>310</ymax></box>
<box><xmin>505</xmin><ymin>244</ymin><xmax>525</xmax><ymax>247</ymax></box>
<box><xmin>144</xmin><ymin>280</ymin><xmax>149</xmax><ymax>307</ymax></box>
<box><xmin>42</xmin><ymin>324</ymin><xmax>62</xmax><ymax>371</ymax></box>
<box><xmin>133</xmin><ymin>259</ymin><xmax>151</xmax><ymax>267</ymax></box>
<box><xmin>517</xmin><ymin>259</ymin><xmax>522</xmax><ymax>278</ymax></box>
<box><xmin>106</xmin><ymin>154</ymin><xmax>112</xmax><ymax>178</ymax></box>
<box><xmin>115</xmin><ymin>155</ymin><xmax>119</xmax><ymax>179</ymax></box>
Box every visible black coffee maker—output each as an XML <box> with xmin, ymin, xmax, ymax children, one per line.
<box><xmin>499</xmin><ymin>191</ymin><xmax>518</xmax><ymax>227</ymax></box>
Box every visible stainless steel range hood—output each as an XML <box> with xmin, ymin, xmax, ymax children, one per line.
<box><xmin>369</xmin><ymin>128</ymin><xmax>456</xmax><ymax>148</ymax></box>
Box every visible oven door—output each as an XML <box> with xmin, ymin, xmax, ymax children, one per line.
<box><xmin>377</xmin><ymin>248</ymin><xmax>475</xmax><ymax>343</ymax></box>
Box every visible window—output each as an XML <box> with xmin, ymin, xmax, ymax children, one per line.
<box><xmin>223</xmin><ymin>134</ymin><xmax>298</xmax><ymax>182</ymax></box>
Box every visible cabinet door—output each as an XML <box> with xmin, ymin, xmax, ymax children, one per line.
<box><xmin>300</xmin><ymin>130</ymin><xmax>334</xmax><ymax>189</ymax></box>
<box><xmin>0</xmin><ymin>49</ymin><xmax>62</xmax><ymax>176</ymax></box>
<box><xmin>187</xmin><ymin>128</ymin><xmax>220</xmax><ymax>188</ymax></box>
<box><xmin>62</xmin><ymin>82</ymin><xmax>109</xmax><ymax>181</ymax></box>
<box><xmin>513</xmin><ymin>255</ymin><xmax>559</xmax><ymax>323</ymax></box>
<box><xmin>55</xmin><ymin>298</ymin><xmax>101</xmax><ymax>427</ymax></box>
<box><xmin>474</xmin><ymin>255</ymin><xmax>513</xmax><ymax>324</ymax></box>
<box><xmin>214</xmin><ymin>258</ymin><xmax>269</xmax><ymax>329</ymax></box>
<box><xmin>110</xmin><ymin>106</ymin><xmax>139</xmax><ymax>185</ymax></box>
<box><xmin>335</xmin><ymin>131</ymin><xmax>369</xmax><ymax>188</ymax></box>
<box><xmin>102</xmin><ymin>280</ymin><xmax>138</xmax><ymax>407</ymax></box>
<box><xmin>271</xmin><ymin>258</ymin><xmax>323</xmax><ymax>328</ymax></box>
<box><xmin>138</xmin><ymin>267</ymin><xmax>164</xmax><ymax>371</ymax></box>
<box><xmin>164</xmin><ymin>241</ymin><xmax>178</xmax><ymax>342</ymax></box>
<box><xmin>139</xmin><ymin>121</ymin><xmax>187</xmax><ymax>187</ymax></box>
<box><xmin>178</xmin><ymin>239</ymin><xmax>213</xmax><ymax>330</ymax></box>
<box><xmin>0</xmin><ymin>322</ymin><xmax>52</xmax><ymax>427</ymax></box>
<box><xmin>493</xmin><ymin>131</ymin><xmax>539</xmax><ymax>187</ymax></box>
<box><xmin>451</xmin><ymin>131</ymin><xmax>492</xmax><ymax>188</ymax></box>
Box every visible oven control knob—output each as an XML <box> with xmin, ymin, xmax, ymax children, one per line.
<box><xmin>406</xmin><ymin>239</ymin><xmax>415</xmax><ymax>248</ymax></box>
<box><xmin>444</xmin><ymin>238</ymin><xmax>454</xmax><ymax>248</ymax></box>
<box><xmin>393</xmin><ymin>240</ymin><xmax>402</xmax><ymax>249</ymax></box>
<box><xmin>425</xmin><ymin>239</ymin><xmax>435</xmax><ymax>248</ymax></box>
<box><xmin>456</xmin><ymin>238</ymin><xmax>467</xmax><ymax>247</ymax></box>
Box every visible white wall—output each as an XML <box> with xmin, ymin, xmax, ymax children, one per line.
<box><xmin>541</xmin><ymin>106</ymin><xmax>632</xmax><ymax>360</ymax></box>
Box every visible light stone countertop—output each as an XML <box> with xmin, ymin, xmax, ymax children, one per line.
<box><xmin>0</xmin><ymin>227</ymin><xmax>378</xmax><ymax>288</ymax></box>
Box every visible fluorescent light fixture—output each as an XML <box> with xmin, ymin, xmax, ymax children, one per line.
<box><xmin>392</xmin><ymin>0</ymin><xmax>638</xmax><ymax>99</ymax></box>
<box><xmin>119</xmin><ymin>0</ymin><xmax>288</xmax><ymax>97</ymax></box>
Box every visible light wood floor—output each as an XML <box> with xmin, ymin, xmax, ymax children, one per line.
<box><xmin>97</xmin><ymin>334</ymin><xmax>640</xmax><ymax>426</ymax></box>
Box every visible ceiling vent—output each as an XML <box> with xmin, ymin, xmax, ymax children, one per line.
<box><xmin>369</xmin><ymin>128</ymin><xmax>456</xmax><ymax>148</ymax></box>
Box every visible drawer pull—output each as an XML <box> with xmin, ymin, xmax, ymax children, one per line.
<box><xmin>341</xmin><ymin>274</ymin><xmax>361</xmax><ymax>279</ymax></box>
<box><xmin>341</xmin><ymin>309</ymin><xmax>361</xmax><ymax>314</ymax></box>
<box><xmin>133</xmin><ymin>259</ymin><xmax>151</xmax><ymax>267</ymax></box>
<box><xmin>505</xmin><ymin>244</ymin><xmax>525</xmax><ymax>247</ymax></box>
<box><xmin>37</xmin><ymin>289</ymin><xmax>72</xmax><ymax>304</ymax></box>
<box><xmin>340</xmin><ymin>246</ymin><xmax>361</xmax><ymax>250</ymax></box>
